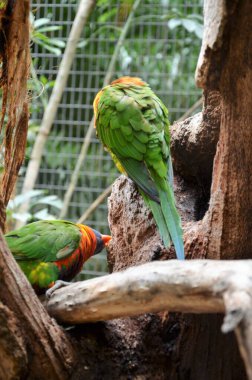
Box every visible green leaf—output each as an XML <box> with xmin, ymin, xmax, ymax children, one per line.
<box><xmin>167</xmin><ymin>19</ymin><xmax>181</xmax><ymax>29</ymax></box>
<box><xmin>32</xmin><ymin>32</ymin><xmax>50</xmax><ymax>43</ymax></box>
<box><xmin>77</xmin><ymin>40</ymin><xmax>88</xmax><ymax>49</ymax></box>
<box><xmin>167</xmin><ymin>16</ymin><xmax>203</xmax><ymax>39</ymax></box>
<box><xmin>36</xmin><ymin>195</ymin><xmax>63</xmax><ymax>210</ymax></box>
<box><xmin>7</xmin><ymin>190</ymin><xmax>45</xmax><ymax>209</ymax></box>
<box><xmin>33</xmin><ymin>18</ymin><xmax>51</xmax><ymax>29</ymax></box>
<box><xmin>98</xmin><ymin>8</ymin><xmax>117</xmax><ymax>23</ymax></box>
<box><xmin>12</xmin><ymin>212</ymin><xmax>32</xmax><ymax>223</ymax></box>
<box><xmin>181</xmin><ymin>19</ymin><xmax>203</xmax><ymax>39</ymax></box>
<box><xmin>48</xmin><ymin>38</ymin><xmax>65</xmax><ymax>48</ymax></box>
<box><xmin>35</xmin><ymin>40</ymin><xmax>62</xmax><ymax>55</ymax></box>
<box><xmin>37</xmin><ymin>26</ymin><xmax>62</xmax><ymax>33</ymax></box>
<box><xmin>34</xmin><ymin>208</ymin><xmax>56</xmax><ymax>220</ymax></box>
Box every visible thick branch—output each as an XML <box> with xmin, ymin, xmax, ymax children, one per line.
<box><xmin>46</xmin><ymin>260</ymin><xmax>252</xmax><ymax>324</ymax></box>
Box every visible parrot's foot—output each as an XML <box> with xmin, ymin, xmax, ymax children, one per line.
<box><xmin>46</xmin><ymin>280</ymin><xmax>71</xmax><ymax>299</ymax></box>
<box><xmin>151</xmin><ymin>246</ymin><xmax>162</xmax><ymax>261</ymax></box>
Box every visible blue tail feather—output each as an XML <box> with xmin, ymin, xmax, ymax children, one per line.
<box><xmin>141</xmin><ymin>190</ymin><xmax>171</xmax><ymax>248</ymax></box>
<box><xmin>159</xmin><ymin>186</ymin><xmax>184</xmax><ymax>260</ymax></box>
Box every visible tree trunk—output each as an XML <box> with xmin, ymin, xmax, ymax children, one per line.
<box><xmin>0</xmin><ymin>0</ymin><xmax>30</xmax><ymax>231</ymax></box>
<box><xmin>105</xmin><ymin>177</ymin><xmax>247</xmax><ymax>380</ymax></box>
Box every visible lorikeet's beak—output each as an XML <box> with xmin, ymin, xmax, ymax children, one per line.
<box><xmin>92</xmin><ymin>229</ymin><xmax>111</xmax><ymax>255</ymax></box>
<box><xmin>101</xmin><ymin>234</ymin><xmax>111</xmax><ymax>246</ymax></box>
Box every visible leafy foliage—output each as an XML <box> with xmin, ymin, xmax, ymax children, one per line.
<box><xmin>7</xmin><ymin>190</ymin><xmax>63</xmax><ymax>228</ymax></box>
<box><xmin>30</xmin><ymin>12</ymin><xmax>65</xmax><ymax>56</ymax></box>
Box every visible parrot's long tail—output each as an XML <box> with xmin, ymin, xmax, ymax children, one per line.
<box><xmin>141</xmin><ymin>191</ymin><xmax>171</xmax><ymax>248</ymax></box>
<box><xmin>159</xmin><ymin>184</ymin><xmax>184</xmax><ymax>260</ymax></box>
<box><xmin>140</xmin><ymin>185</ymin><xmax>184</xmax><ymax>260</ymax></box>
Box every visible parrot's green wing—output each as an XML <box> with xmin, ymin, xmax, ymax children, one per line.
<box><xmin>5</xmin><ymin>220</ymin><xmax>81</xmax><ymax>262</ymax></box>
<box><xmin>96</xmin><ymin>84</ymin><xmax>168</xmax><ymax>200</ymax></box>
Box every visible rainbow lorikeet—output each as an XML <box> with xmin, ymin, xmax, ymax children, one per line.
<box><xmin>5</xmin><ymin>220</ymin><xmax>111</xmax><ymax>294</ymax></box>
<box><xmin>93</xmin><ymin>77</ymin><xmax>184</xmax><ymax>260</ymax></box>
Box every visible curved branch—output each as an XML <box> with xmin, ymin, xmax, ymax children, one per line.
<box><xmin>46</xmin><ymin>259</ymin><xmax>252</xmax><ymax>324</ymax></box>
<box><xmin>46</xmin><ymin>259</ymin><xmax>252</xmax><ymax>379</ymax></box>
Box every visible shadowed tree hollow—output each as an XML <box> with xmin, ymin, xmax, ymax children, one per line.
<box><xmin>0</xmin><ymin>0</ymin><xmax>251</xmax><ymax>379</ymax></box>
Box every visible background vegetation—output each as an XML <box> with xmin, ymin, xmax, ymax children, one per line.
<box><xmin>14</xmin><ymin>0</ymin><xmax>203</xmax><ymax>277</ymax></box>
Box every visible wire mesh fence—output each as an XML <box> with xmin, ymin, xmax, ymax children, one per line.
<box><xmin>21</xmin><ymin>0</ymin><xmax>203</xmax><ymax>278</ymax></box>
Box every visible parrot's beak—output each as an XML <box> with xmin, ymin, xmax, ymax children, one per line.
<box><xmin>92</xmin><ymin>229</ymin><xmax>112</xmax><ymax>255</ymax></box>
<box><xmin>101</xmin><ymin>234</ymin><xmax>111</xmax><ymax>246</ymax></box>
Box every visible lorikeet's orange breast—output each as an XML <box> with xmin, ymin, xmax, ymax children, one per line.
<box><xmin>55</xmin><ymin>225</ymin><xmax>96</xmax><ymax>281</ymax></box>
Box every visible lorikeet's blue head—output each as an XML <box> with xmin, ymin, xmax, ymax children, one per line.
<box><xmin>92</xmin><ymin>229</ymin><xmax>111</xmax><ymax>254</ymax></box>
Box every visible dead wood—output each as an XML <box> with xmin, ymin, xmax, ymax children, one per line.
<box><xmin>46</xmin><ymin>260</ymin><xmax>252</xmax><ymax>325</ymax></box>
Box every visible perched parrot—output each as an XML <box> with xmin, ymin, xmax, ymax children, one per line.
<box><xmin>5</xmin><ymin>220</ymin><xmax>111</xmax><ymax>294</ymax></box>
<box><xmin>93</xmin><ymin>77</ymin><xmax>184</xmax><ymax>260</ymax></box>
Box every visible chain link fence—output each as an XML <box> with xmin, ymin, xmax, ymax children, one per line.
<box><xmin>22</xmin><ymin>0</ymin><xmax>203</xmax><ymax>278</ymax></box>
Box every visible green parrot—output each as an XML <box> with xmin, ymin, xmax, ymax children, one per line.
<box><xmin>93</xmin><ymin>76</ymin><xmax>184</xmax><ymax>259</ymax></box>
<box><xmin>5</xmin><ymin>220</ymin><xmax>111</xmax><ymax>294</ymax></box>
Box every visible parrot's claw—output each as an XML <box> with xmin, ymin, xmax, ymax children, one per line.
<box><xmin>46</xmin><ymin>280</ymin><xmax>71</xmax><ymax>299</ymax></box>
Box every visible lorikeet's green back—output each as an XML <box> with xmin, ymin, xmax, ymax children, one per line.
<box><xmin>93</xmin><ymin>77</ymin><xmax>184</xmax><ymax>259</ymax></box>
<box><xmin>5</xmin><ymin>220</ymin><xmax>111</xmax><ymax>293</ymax></box>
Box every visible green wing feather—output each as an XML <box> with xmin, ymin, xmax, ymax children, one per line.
<box><xmin>5</xmin><ymin>220</ymin><xmax>81</xmax><ymax>262</ymax></box>
<box><xmin>95</xmin><ymin>79</ymin><xmax>184</xmax><ymax>259</ymax></box>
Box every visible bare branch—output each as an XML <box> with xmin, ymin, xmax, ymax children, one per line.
<box><xmin>46</xmin><ymin>259</ymin><xmax>252</xmax><ymax>378</ymax></box>
<box><xmin>46</xmin><ymin>260</ymin><xmax>252</xmax><ymax>324</ymax></box>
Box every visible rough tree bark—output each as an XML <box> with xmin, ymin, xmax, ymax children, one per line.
<box><xmin>0</xmin><ymin>0</ymin><xmax>30</xmax><ymax>231</ymax></box>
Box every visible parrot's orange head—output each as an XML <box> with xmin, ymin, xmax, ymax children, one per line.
<box><xmin>93</xmin><ymin>77</ymin><xmax>146</xmax><ymax>128</ymax></box>
<box><xmin>110</xmin><ymin>76</ymin><xmax>146</xmax><ymax>86</ymax></box>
